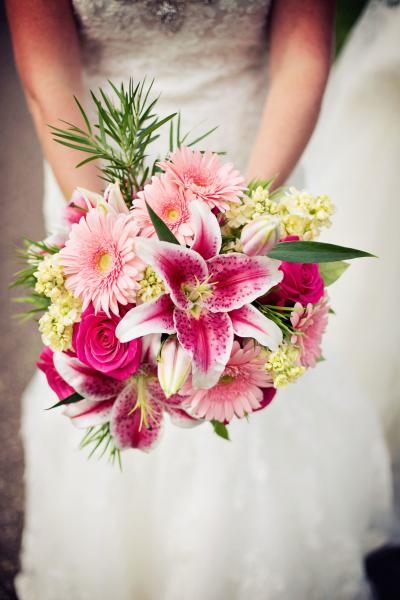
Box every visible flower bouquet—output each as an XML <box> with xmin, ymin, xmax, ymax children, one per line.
<box><xmin>13</xmin><ymin>80</ymin><xmax>372</xmax><ymax>463</ymax></box>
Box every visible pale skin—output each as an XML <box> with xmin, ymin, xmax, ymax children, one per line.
<box><xmin>6</xmin><ymin>0</ymin><xmax>335</xmax><ymax>198</ymax></box>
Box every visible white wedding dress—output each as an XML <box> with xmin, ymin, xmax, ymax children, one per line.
<box><xmin>16</xmin><ymin>2</ymin><xmax>397</xmax><ymax>599</ymax></box>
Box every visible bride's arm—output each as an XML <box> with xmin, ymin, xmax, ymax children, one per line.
<box><xmin>5</xmin><ymin>0</ymin><xmax>101</xmax><ymax>199</ymax></box>
<box><xmin>246</xmin><ymin>0</ymin><xmax>335</xmax><ymax>186</ymax></box>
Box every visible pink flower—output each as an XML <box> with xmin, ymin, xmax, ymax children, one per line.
<box><xmin>116</xmin><ymin>201</ymin><xmax>283</xmax><ymax>389</ymax></box>
<box><xmin>290</xmin><ymin>300</ymin><xmax>329</xmax><ymax>367</ymax></box>
<box><xmin>59</xmin><ymin>209</ymin><xmax>144</xmax><ymax>316</ymax></box>
<box><xmin>73</xmin><ymin>304</ymin><xmax>142</xmax><ymax>380</ymax></box>
<box><xmin>180</xmin><ymin>340</ymin><xmax>275</xmax><ymax>422</ymax></box>
<box><xmin>53</xmin><ymin>353</ymin><xmax>199</xmax><ymax>452</ymax></box>
<box><xmin>64</xmin><ymin>189</ymin><xmax>101</xmax><ymax>226</ymax></box>
<box><xmin>37</xmin><ymin>347</ymin><xmax>74</xmax><ymax>400</ymax></box>
<box><xmin>133</xmin><ymin>175</ymin><xmax>194</xmax><ymax>245</ymax></box>
<box><xmin>64</xmin><ymin>183</ymin><xmax>128</xmax><ymax>227</ymax></box>
<box><xmin>158</xmin><ymin>146</ymin><xmax>245</xmax><ymax>211</ymax></box>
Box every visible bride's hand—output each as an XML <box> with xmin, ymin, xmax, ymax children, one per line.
<box><xmin>246</xmin><ymin>0</ymin><xmax>335</xmax><ymax>187</ymax></box>
<box><xmin>6</xmin><ymin>0</ymin><xmax>102</xmax><ymax>199</ymax></box>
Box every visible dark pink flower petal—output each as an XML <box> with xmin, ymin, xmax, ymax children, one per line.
<box><xmin>205</xmin><ymin>254</ymin><xmax>283</xmax><ymax>312</ymax></box>
<box><xmin>110</xmin><ymin>381</ymin><xmax>163</xmax><ymax>451</ymax></box>
<box><xmin>63</xmin><ymin>399</ymin><xmax>115</xmax><ymax>428</ymax></box>
<box><xmin>134</xmin><ymin>238</ymin><xmax>208</xmax><ymax>310</ymax></box>
<box><xmin>190</xmin><ymin>200</ymin><xmax>221</xmax><ymax>260</ymax></box>
<box><xmin>174</xmin><ymin>308</ymin><xmax>233</xmax><ymax>389</ymax></box>
<box><xmin>254</xmin><ymin>387</ymin><xmax>277</xmax><ymax>412</ymax></box>
<box><xmin>229</xmin><ymin>304</ymin><xmax>282</xmax><ymax>350</ymax></box>
<box><xmin>53</xmin><ymin>352</ymin><xmax>124</xmax><ymax>402</ymax></box>
<box><xmin>116</xmin><ymin>294</ymin><xmax>175</xmax><ymax>343</ymax></box>
<box><xmin>37</xmin><ymin>347</ymin><xmax>75</xmax><ymax>400</ymax></box>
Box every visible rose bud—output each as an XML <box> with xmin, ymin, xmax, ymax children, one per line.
<box><xmin>240</xmin><ymin>215</ymin><xmax>280</xmax><ymax>256</ymax></box>
<box><xmin>158</xmin><ymin>336</ymin><xmax>192</xmax><ymax>398</ymax></box>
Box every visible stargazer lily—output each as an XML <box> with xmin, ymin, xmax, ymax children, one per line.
<box><xmin>53</xmin><ymin>352</ymin><xmax>198</xmax><ymax>452</ymax></box>
<box><xmin>116</xmin><ymin>201</ymin><xmax>283</xmax><ymax>389</ymax></box>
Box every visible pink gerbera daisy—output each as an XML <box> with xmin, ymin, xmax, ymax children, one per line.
<box><xmin>180</xmin><ymin>340</ymin><xmax>274</xmax><ymax>422</ymax></box>
<box><xmin>133</xmin><ymin>175</ymin><xmax>195</xmax><ymax>245</ymax></box>
<box><xmin>60</xmin><ymin>209</ymin><xmax>143</xmax><ymax>316</ymax></box>
<box><xmin>158</xmin><ymin>146</ymin><xmax>245</xmax><ymax>211</ymax></box>
<box><xmin>290</xmin><ymin>299</ymin><xmax>329</xmax><ymax>368</ymax></box>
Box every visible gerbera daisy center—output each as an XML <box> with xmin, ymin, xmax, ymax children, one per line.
<box><xmin>97</xmin><ymin>252</ymin><xmax>113</xmax><ymax>273</ymax></box>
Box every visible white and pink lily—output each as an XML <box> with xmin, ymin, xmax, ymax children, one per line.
<box><xmin>116</xmin><ymin>201</ymin><xmax>283</xmax><ymax>389</ymax></box>
<box><xmin>53</xmin><ymin>352</ymin><xmax>198</xmax><ymax>452</ymax></box>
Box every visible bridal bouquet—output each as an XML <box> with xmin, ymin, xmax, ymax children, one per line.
<box><xmin>13</xmin><ymin>81</ymin><xmax>371</xmax><ymax>462</ymax></box>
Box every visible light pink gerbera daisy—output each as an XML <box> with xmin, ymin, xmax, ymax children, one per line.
<box><xmin>180</xmin><ymin>340</ymin><xmax>275</xmax><ymax>422</ymax></box>
<box><xmin>158</xmin><ymin>146</ymin><xmax>245</xmax><ymax>211</ymax></box>
<box><xmin>59</xmin><ymin>209</ymin><xmax>143</xmax><ymax>316</ymax></box>
<box><xmin>290</xmin><ymin>299</ymin><xmax>329</xmax><ymax>368</ymax></box>
<box><xmin>133</xmin><ymin>175</ymin><xmax>195</xmax><ymax>245</ymax></box>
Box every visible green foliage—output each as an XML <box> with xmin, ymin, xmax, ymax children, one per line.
<box><xmin>168</xmin><ymin>111</ymin><xmax>219</xmax><ymax>153</ymax></box>
<box><xmin>267</xmin><ymin>241</ymin><xmax>374</xmax><ymax>263</ymax></box>
<box><xmin>145</xmin><ymin>201</ymin><xmax>180</xmax><ymax>244</ymax></box>
<box><xmin>255</xmin><ymin>303</ymin><xmax>295</xmax><ymax>337</ymax></box>
<box><xmin>211</xmin><ymin>420</ymin><xmax>230</xmax><ymax>441</ymax></box>
<box><xmin>50</xmin><ymin>79</ymin><xmax>176</xmax><ymax>204</ymax></box>
<box><xmin>46</xmin><ymin>392</ymin><xmax>84</xmax><ymax>410</ymax></box>
<box><xmin>80</xmin><ymin>423</ymin><xmax>122</xmax><ymax>468</ymax></box>
<box><xmin>318</xmin><ymin>261</ymin><xmax>350</xmax><ymax>286</ymax></box>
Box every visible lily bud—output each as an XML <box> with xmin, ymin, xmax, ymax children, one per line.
<box><xmin>158</xmin><ymin>336</ymin><xmax>192</xmax><ymax>398</ymax></box>
<box><xmin>240</xmin><ymin>215</ymin><xmax>280</xmax><ymax>256</ymax></box>
<box><xmin>104</xmin><ymin>181</ymin><xmax>129</xmax><ymax>214</ymax></box>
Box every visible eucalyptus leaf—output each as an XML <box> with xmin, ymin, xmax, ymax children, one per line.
<box><xmin>211</xmin><ymin>420</ymin><xmax>230</xmax><ymax>441</ymax></box>
<box><xmin>267</xmin><ymin>241</ymin><xmax>374</xmax><ymax>263</ymax></box>
<box><xmin>145</xmin><ymin>201</ymin><xmax>180</xmax><ymax>244</ymax></box>
<box><xmin>319</xmin><ymin>261</ymin><xmax>350</xmax><ymax>286</ymax></box>
<box><xmin>46</xmin><ymin>392</ymin><xmax>84</xmax><ymax>411</ymax></box>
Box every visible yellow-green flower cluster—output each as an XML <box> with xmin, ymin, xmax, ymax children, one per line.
<box><xmin>138</xmin><ymin>266</ymin><xmax>165</xmax><ymax>302</ymax></box>
<box><xmin>34</xmin><ymin>255</ymin><xmax>65</xmax><ymax>302</ymax></box>
<box><xmin>265</xmin><ymin>343</ymin><xmax>305</xmax><ymax>388</ymax></box>
<box><xmin>279</xmin><ymin>187</ymin><xmax>334</xmax><ymax>240</ymax></box>
<box><xmin>225</xmin><ymin>185</ymin><xmax>334</xmax><ymax>241</ymax></box>
<box><xmin>225</xmin><ymin>185</ymin><xmax>274</xmax><ymax>229</ymax></box>
<box><xmin>35</xmin><ymin>255</ymin><xmax>82</xmax><ymax>351</ymax></box>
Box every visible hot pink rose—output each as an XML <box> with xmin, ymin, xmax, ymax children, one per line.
<box><xmin>261</xmin><ymin>237</ymin><xmax>324</xmax><ymax>306</ymax></box>
<box><xmin>37</xmin><ymin>347</ymin><xmax>75</xmax><ymax>400</ymax></box>
<box><xmin>73</xmin><ymin>305</ymin><xmax>142</xmax><ymax>380</ymax></box>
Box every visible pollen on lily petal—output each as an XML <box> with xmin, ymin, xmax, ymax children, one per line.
<box><xmin>159</xmin><ymin>146</ymin><xmax>245</xmax><ymax>212</ymax></box>
<box><xmin>180</xmin><ymin>341</ymin><xmax>274</xmax><ymax>422</ymax></box>
<box><xmin>59</xmin><ymin>208</ymin><xmax>144</xmax><ymax>316</ymax></box>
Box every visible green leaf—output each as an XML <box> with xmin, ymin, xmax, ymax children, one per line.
<box><xmin>211</xmin><ymin>420</ymin><xmax>230</xmax><ymax>441</ymax></box>
<box><xmin>46</xmin><ymin>392</ymin><xmax>83</xmax><ymax>410</ymax></box>
<box><xmin>267</xmin><ymin>241</ymin><xmax>375</xmax><ymax>263</ymax></box>
<box><xmin>319</xmin><ymin>261</ymin><xmax>350</xmax><ymax>286</ymax></box>
<box><xmin>145</xmin><ymin>201</ymin><xmax>180</xmax><ymax>244</ymax></box>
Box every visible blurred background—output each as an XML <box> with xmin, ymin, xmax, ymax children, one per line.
<box><xmin>0</xmin><ymin>1</ymin><xmax>379</xmax><ymax>598</ymax></box>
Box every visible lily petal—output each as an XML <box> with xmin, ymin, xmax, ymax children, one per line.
<box><xmin>134</xmin><ymin>238</ymin><xmax>208</xmax><ymax>310</ymax></box>
<box><xmin>110</xmin><ymin>381</ymin><xmax>163</xmax><ymax>451</ymax></box>
<box><xmin>158</xmin><ymin>336</ymin><xmax>192</xmax><ymax>398</ymax></box>
<box><xmin>205</xmin><ymin>254</ymin><xmax>283</xmax><ymax>312</ymax></box>
<box><xmin>190</xmin><ymin>200</ymin><xmax>221</xmax><ymax>260</ymax></box>
<box><xmin>174</xmin><ymin>308</ymin><xmax>233</xmax><ymax>389</ymax></box>
<box><xmin>116</xmin><ymin>294</ymin><xmax>175</xmax><ymax>343</ymax></box>
<box><xmin>63</xmin><ymin>399</ymin><xmax>115</xmax><ymax>428</ymax></box>
<box><xmin>230</xmin><ymin>304</ymin><xmax>283</xmax><ymax>350</ymax></box>
<box><xmin>104</xmin><ymin>181</ymin><xmax>129</xmax><ymax>214</ymax></box>
<box><xmin>53</xmin><ymin>353</ymin><xmax>124</xmax><ymax>401</ymax></box>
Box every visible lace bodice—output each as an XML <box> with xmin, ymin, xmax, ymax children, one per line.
<box><xmin>72</xmin><ymin>1</ymin><xmax>272</xmax><ymax>77</ymax></box>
